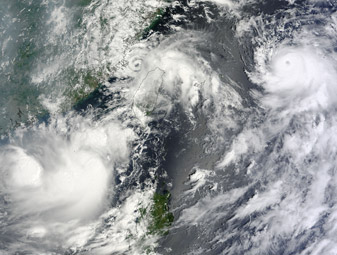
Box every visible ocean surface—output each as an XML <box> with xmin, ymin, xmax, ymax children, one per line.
<box><xmin>1</xmin><ymin>0</ymin><xmax>337</xmax><ymax>254</ymax></box>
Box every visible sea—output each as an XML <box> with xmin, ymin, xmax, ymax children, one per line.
<box><xmin>1</xmin><ymin>0</ymin><xmax>337</xmax><ymax>254</ymax></box>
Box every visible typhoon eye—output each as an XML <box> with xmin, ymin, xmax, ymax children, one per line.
<box><xmin>129</xmin><ymin>57</ymin><xmax>143</xmax><ymax>72</ymax></box>
<box><xmin>1</xmin><ymin>1</ymin><xmax>337</xmax><ymax>255</ymax></box>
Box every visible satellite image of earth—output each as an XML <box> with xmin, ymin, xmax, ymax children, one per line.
<box><xmin>1</xmin><ymin>0</ymin><xmax>337</xmax><ymax>254</ymax></box>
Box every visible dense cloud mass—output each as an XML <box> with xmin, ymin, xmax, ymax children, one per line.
<box><xmin>1</xmin><ymin>0</ymin><xmax>337</xmax><ymax>254</ymax></box>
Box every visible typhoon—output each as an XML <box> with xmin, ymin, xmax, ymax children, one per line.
<box><xmin>1</xmin><ymin>0</ymin><xmax>337</xmax><ymax>255</ymax></box>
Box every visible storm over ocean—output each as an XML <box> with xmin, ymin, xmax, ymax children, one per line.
<box><xmin>1</xmin><ymin>0</ymin><xmax>337</xmax><ymax>254</ymax></box>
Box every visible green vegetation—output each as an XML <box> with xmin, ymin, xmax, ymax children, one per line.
<box><xmin>100</xmin><ymin>16</ymin><xmax>109</xmax><ymax>28</ymax></box>
<box><xmin>139</xmin><ymin>207</ymin><xmax>147</xmax><ymax>219</ymax></box>
<box><xmin>67</xmin><ymin>0</ymin><xmax>93</xmax><ymax>7</ymax></box>
<box><xmin>78</xmin><ymin>0</ymin><xmax>92</xmax><ymax>6</ymax></box>
<box><xmin>15</xmin><ymin>42</ymin><xmax>37</xmax><ymax>68</ymax></box>
<box><xmin>61</xmin><ymin>68</ymin><xmax>102</xmax><ymax>110</ymax></box>
<box><xmin>135</xmin><ymin>103</ymin><xmax>155</xmax><ymax>116</ymax></box>
<box><xmin>135</xmin><ymin>192</ymin><xmax>174</xmax><ymax>254</ymax></box>
<box><xmin>65</xmin><ymin>5</ymin><xmax>169</xmax><ymax>110</ymax></box>
<box><xmin>145</xmin><ymin>245</ymin><xmax>155</xmax><ymax>254</ymax></box>
<box><xmin>138</xmin><ymin>8</ymin><xmax>166</xmax><ymax>39</ymax></box>
<box><xmin>144</xmin><ymin>8</ymin><xmax>165</xmax><ymax>33</ymax></box>
<box><xmin>147</xmin><ymin>192</ymin><xmax>174</xmax><ymax>235</ymax></box>
<box><xmin>137</xmin><ymin>192</ymin><xmax>174</xmax><ymax>237</ymax></box>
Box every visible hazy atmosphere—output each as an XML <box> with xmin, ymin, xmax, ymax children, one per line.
<box><xmin>1</xmin><ymin>0</ymin><xmax>337</xmax><ymax>254</ymax></box>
